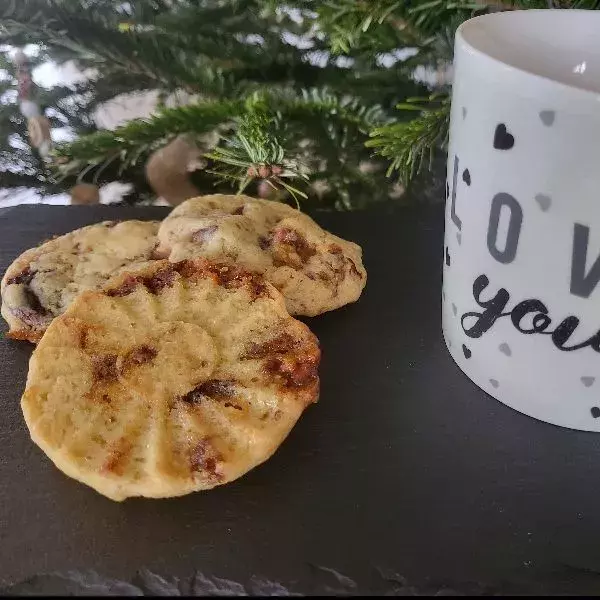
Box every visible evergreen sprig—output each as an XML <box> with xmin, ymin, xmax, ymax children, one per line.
<box><xmin>53</xmin><ymin>100</ymin><xmax>242</xmax><ymax>176</ymax></box>
<box><xmin>0</xmin><ymin>0</ymin><xmax>245</xmax><ymax>95</ymax></box>
<box><xmin>206</xmin><ymin>110</ymin><xmax>309</xmax><ymax>205</ymax></box>
<box><xmin>366</xmin><ymin>95</ymin><xmax>450</xmax><ymax>183</ymax></box>
<box><xmin>53</xmin><ymin>89</ymin><xmax>387</xmax><ymax>202</ymax></box>
<box><xmin>314</xmin><ymin>0</ymin><xmax>487</xmax><ymax>54</ymax></box>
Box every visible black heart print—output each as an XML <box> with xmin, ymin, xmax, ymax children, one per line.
<box><xmin>493</xmin><ymin>124</ymin><xmax>514</xmax><ymax>150</ymax></box>
<box><xmin>462</xmin><ymin>169</ymin><xmax>471</xmax><ymax>186</ymax></box>
<box><xmin>462</xmin><ymin>344</ymin><xmax>471</xmax><ymax>359</ymax></box>
<box><xmin>445</xmin><ymin>247</ymin><xmax>450</xmax><ymax>266</ymax></box>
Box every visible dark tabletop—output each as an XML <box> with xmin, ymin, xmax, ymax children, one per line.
<box><xmin>2</xmin><ymin>204</ymin><xmax>600</xmax><ymax>596</ymax></box>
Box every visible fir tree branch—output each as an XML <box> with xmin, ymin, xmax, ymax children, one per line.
<box><xmin>206</xmin><ymin>109</ymin><xmax>310</xmax><ymax>205</ymax></box>
<box><xmin>366</xmin><ymin>95</ymin><xmax>450</xmax><ymax>184</ymax></box>
<box><xmin>0</xmin><ymin>0</ymin><xmax>240</xmax><ymax>95</ymax></box>
<box><xmin>53</xmin><ymin>99</ymin><xmax>242</xmax><ymax>174</ymax></box>
<box><xmin>314</xmin><ymin>0</ymin><xmax>600</xmax><ymax>56</ymax></box>
<box><xmin>313</xmin><ymin>0</ymin><xmax>487</xmax><ymax>54</ymax></box>
<box><xmin>207</xmin><ymin>89</ymin><xmax>389</xmax><ymax>202</ymax></box>
<box><xmin>53</xmin><ymin>89</ymin><xmax>388</xmax><ymax>203</ymax></box>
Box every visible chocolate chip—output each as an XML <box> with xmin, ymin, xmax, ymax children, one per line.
<box><xmin>347</xmin><ymin>258</ymin><xmax>362</xmax><ymax>279</ymax></box>
<box><xmin>172</xmin><ymin>260</ymin><xmax>269</xmax><ymax>300</ymax></box>
<box><xmin>272</xmin><ymin>228</ymin><xmax>316</xmax><ymax>263</ymax></box>
<box><xmin>91</xmin><ymin>354</ymin><xmax>119</xmax><ymax>381</ymax></box>
<box><xmin>247</xmin><ymin>277</ymin><xmax>270</xmax><ymax>300</ymax></box>
<box><xmin>142</xmin><ymin>266</ymin><xmax>176</xmax><ymax>294</ymax></box>
<box><xmin>258</xmin><ymin>235</ymin><xmax>270</xmax><ymax>250</ymax></box>
<box><xmin>182</xmin><ymin>379</ymin><xmax>236</xmax><ymax>404</ymax></box>
<box><xmin>12</xmin><ymin>306</ymin><xmax>51</xmax><ymax>328</ymax></box>
<box><xmin>189</xmin><ymin>439</ymin><xmax>223</xmax><ymax>480</ymax></box>
<box><xmin>232</xmin><ymin>205</ymin><xmax>245</xmax><ymax>215</ymax></box>
<box><xmin>106</xmin><ymin>275</ymin><xmax>139</xmax><ymax>297</ymax></box>
<box><xmin>104</xmin><ymin>221</ymin><xmax>118</xmax><ymax>228</ymax></box>
<box><xmin>264</xmin><ymin>355</ymin><xmax>319</xmax><ymax>389</ymax></box>
<box><xmin>6</xmin><ymin>267</ymin><xmax>35</xmax><ymax>285</ymax></box>
<box><xmin>102</xmin><ymin>439</ymin><xmax>132</xmax><ymax>474</ymax></box>
<box><xmin>79</xmin><ymin>327</ymin><xmax>89</xmax><ymax>349</ymax></box>
<box><xmin>11</xmin><ymin>283</ymin><xmax>51</xmax><ymax>327</ymax></box>
<box><xmin>210</xmin><ymin>264</ymin><xmax>269</xmax><ymax>299</ymax></box>
<box><xmin>329</xmin><ymin>244</ymin><xmax>343</xmax><ymax>255</ymax></box>
<box><xmin>242</xmin><ymin>332</ymin><xmax>298</xmax><ymax>359</ymax></box>
<box><xmin>123</xmin><ymin>345</ymin><xmax>158</xmax><ymax>368</ymax></box>
<box><xmin>191</xmin><ymin>225</ymin><xmax>218</xmax><ymax>245</ymax></box>
<box><xmin>23</xmin><ymin>286</ymin><xmax>48</xmax><ymax>315</ymax></box>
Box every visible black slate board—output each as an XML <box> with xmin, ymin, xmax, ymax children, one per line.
<box><xmin>2</xmin><ymin>205</ymin><xmax>600</xmax><ymax>595</ymax></box>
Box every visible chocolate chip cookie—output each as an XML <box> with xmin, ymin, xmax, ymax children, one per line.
<box><xmin>21</xmin><ymin>259</ymin><xmax>320</xmax><ymax>501</ymax></box>
<box><xmin>1</xmin><ymin>220</ymin><xmax>160</xmax><ymax>342</ymax></box>
<box><xmin>156</xmin><ymin>194</ymin><xmax>367</xmax><ymax>316</ymax></box>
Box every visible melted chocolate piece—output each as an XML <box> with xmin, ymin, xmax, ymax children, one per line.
<box><xmin>142</xmin><ymin>266</ymin><xmax>176</xmax><ymax>294</ymax></box>
<box><xmin>106</xmin><ymin>275</ymin><xmax>139</xmax><ymax>297</ymax></box>
<box><xmin>272</xmin><ymin>228</ymin><xmax>316</xmax><ymax>263</ymax></box>
<box><xmin>347</xmin><ymin>258</ymin><xmax>363</xmax><ymax>279</ymax></box>
<box><xmin>171</xmin><ymin>260</ymin><xmax>270</xmax><ymax>300</ymax></box>
<box><xmin>23</xmin><ymin>286</ymin><xmax>48</xmax><ymax>315</ymax></box>
<box><xmin>181</xmin><ymin>380</ymin><xmax>236</xmax><ymax>404</ymax></box>
<box><xmin>242</xmin><ymin>333</ymin><xmax>298</xmax><ymax>359</ymax></box>
<box><xmin>12</xmin><ymin>307</ymin><xmax>51</xmax><ymax>328</ymax></box>
<box><xmin>6</xmin><ymin>267</ymin><xmax>35</xmax><ymax>285</ymax></box>
<box><xmin>189</xmin><ymin>439</ymin><xmax>223</xmax><ymax>480</ymax></box>
<box><xmin>224</xmin><ymin>402</ymin><xmax>242</xmax><ymax>411</ymax></box>
<box><xmin>264</xmin><ymin>355</ymin><xmax>319</xmax><ymax>388</ymax></box>
<box><xmin>102</xmin><ymin>439</ymin><xmax>132</xmax><ymax>474</ymax></box>
<box><xmin>206</xmin><ymin>264</ymin><xmax>269</xmax><ymax>299</ymax></box>
<box><xmin>91</xmin><ymin>354</ymin><xmax>119</xmax><ymax>382</ymax></box>
<box><xmin>123</xmin><ymin>345</ymin><xmax>158</xmax><ymax>368</ymax></box>
<box><xmin>10</xmin><ymin>277</ymin><xmax>52</xmax><ymax>329</ymax></box>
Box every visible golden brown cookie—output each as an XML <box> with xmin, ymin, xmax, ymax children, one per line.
<box><xmin>21</xmin><ymin>259</ymin><xmax>320</xmax><ymax>501</ymax></box>
<box><xmin>1</xmin><ymin>220</ymin><xmax>160</xmax><ymax>342</ymax></box>
<box><xmin>156</xmin><ymin>194</ymin><xmax>366</xmax><ymax>316</ymax></box>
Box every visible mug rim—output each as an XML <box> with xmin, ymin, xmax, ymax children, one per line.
<box><xmin>456</xmin><ymin>9</ymin><xmax>600</xmax><ymax>101</ymax></box>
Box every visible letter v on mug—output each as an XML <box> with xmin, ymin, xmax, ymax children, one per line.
<box><xmin>442</xmin><ymin>9</ymin><xmax>600</xmax><ymax>431</ymax></box>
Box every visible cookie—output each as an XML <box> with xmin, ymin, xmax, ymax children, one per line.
<box><xmin>1</xmin><ymin>220</ymin><xmax>160</xmax><ymax>342</ymax></box>
<box><xmin>21</xmin><ymin>259</ymin><xmax>320</xmax><ymax>501</ymax></box>
<box><xmin>156</xmin><ymin>194</ymin><xmax>366</xmax><ymax>316</ymax></box>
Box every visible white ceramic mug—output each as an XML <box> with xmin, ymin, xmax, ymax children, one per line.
<box><xmin>443</xmin><ymin>9</ymin><xmax>600</xmax><ymax>431</ymax></box>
